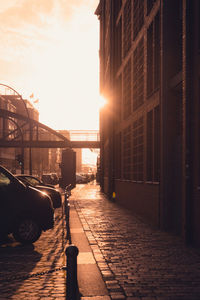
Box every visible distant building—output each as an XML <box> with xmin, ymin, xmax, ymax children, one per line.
<box><xmin>0</xmin><ymin>92</ymin><xmax>48</xmax><ymax>175</ymax></box>
<box><xmin>0</xmin><ymin>95</ymin><xmax>17</xmax><ymax>170</ymax></box>
<box><xmin>95</xmin><ymin>0</ymin><xmax>200</xmax><ymax>246</ymax></box>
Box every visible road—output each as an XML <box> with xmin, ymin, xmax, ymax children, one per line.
<box><xmin>0</xmin><ymin>196</ymin><xmax>66</xmax><ymax>300</ymax></box>
<box><xmin>2</xmin><ymin>182</ymin><xmax>200</xmax><ymax>300</ymax></box>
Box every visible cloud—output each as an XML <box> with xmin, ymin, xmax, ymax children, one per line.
<box><xmin>0</xmin><ymin>0</ymin><xmax>54</xmax><ymax>26</ymax></box>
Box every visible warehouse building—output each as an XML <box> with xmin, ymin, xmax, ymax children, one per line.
<box><xmin>95</xmin><ymin>0</ymin><xmax>200</xmax><ymax>246</ymax></box>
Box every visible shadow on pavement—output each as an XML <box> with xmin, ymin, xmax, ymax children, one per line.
<box><xmin>0</xmin><ymin>235</ymin><xmax>42</xmax><ymax>298</ymax></box>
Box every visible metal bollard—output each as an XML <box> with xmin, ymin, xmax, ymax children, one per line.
<box><xmin>65</xmin><ymin>245</ymin><xmax>79</xmax><ymax>300</ymax></box>
<box><xmin>64</xmin><ymin>193</ymin><xmax>71</xmax><ymax>244</ymax></box>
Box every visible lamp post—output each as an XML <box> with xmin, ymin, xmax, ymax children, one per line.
<box><xmin>0</xmin><ymin>83</ymin><xmax>32</xmax><ymax>174</ymax></box>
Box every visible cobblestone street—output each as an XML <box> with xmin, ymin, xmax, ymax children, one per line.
<box><xmin>70</xmin><ymin>183</ymin><xmax>200</xmax><ymax>300</ymax></box>
<box><xmin>1</xmin><ymin>182</ymin><xmax>200</xmax><ymax>300</ymax></box>
<box><xmin>0</xmin><ymin>197</ymin><xmax>66</xmax><ymax>300</ymax></box>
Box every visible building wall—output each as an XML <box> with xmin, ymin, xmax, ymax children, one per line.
<box><xmin>96</xmin><ymin>0</ymin><xmax>200</xmax><ymax>246</ymax></box>
<box><xmin>115</xmin><ymin>180</ymin><xmax>159</xmax><ymax>226</ymax></box>
<box><xmin>0</xmin><ymin>96</ymin><xmax>17</xmax><ymax>171</ymax></box>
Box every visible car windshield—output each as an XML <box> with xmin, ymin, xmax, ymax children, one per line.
<box><xmin>23</xmin><ymin>176</ymin><xmax>40</xmax><ymax>186</ymax></box>
<box><xmin>0</xmin><ymin>166</ymin><xmax>26</xmax><ymax>188</ymax></box>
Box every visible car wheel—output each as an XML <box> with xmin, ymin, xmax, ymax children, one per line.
<box><xmin>13</xmin><ymin>218</ymin><xmax>42</xmax><ymax>244</ymax></box>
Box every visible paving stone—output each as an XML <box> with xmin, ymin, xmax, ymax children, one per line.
<box><xmin>110</xmin><ymin>293</ymin><xmax>126</xmax><ymax>299</ymax></box>
<box><xmin>0</xmin><ymin>199</ymin><xmax>66</xmax><ymax>299</ymax></box>
<box><xmin>71</xmin><ymin>183</ymin><xmax>200</xmax><ymax>300</ymax></box>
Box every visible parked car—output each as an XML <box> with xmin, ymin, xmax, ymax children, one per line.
<box><xmin>42</xmin><ymin>173</ymin><xmax>58</xmax><ymax>185</ymax></box>
<box><xmin>76</xmin><ymin>173</ymin><xmax>88</xmax><ymax>184</ymax></box>
<box><xmin>15</xmin><ymin>175</ymin><xmax>62</xmax><ymax>209</ymax></box>
<box><xmin>0</xmin><ymin>165</ymin><xmax>54</xmax><ymax>244</ymax></box>
<box><xmin>50</xmin><ymin>173</ymin><xmax>59</xmax><ymax>185</ymax></box>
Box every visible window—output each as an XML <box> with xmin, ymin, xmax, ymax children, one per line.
<box><xmin>154</xmin><ymin>106</ymin><xmax>160</xmax><ymax>181</ymax></box>
<box><xmin>114</xmin><ymin>0</ymin><xmax>122</xmax><ymax>23</ymax></box>
<box><xmin>146</xmin><ymin>106</ymin><xmax>160</xmax><ymax>182</ymax></box>
<box><xmin>146</xmin><ymin>110</ymin><xmax>153</xmax><ymax>181</ymax></box>
<box><xmin>133</xmin><ymin>38</ymin><xmax>144</xmax><ymax>110</ymax></box>
<box><xmin>154</xmin><ymin>12</ymin><xmax>160</xmax><ymax>89</ymax></box>
<box><xmin>115</xmin><ymin>75</ymin><xmax>122</xmax><ymax>121</ymax></box>
<box><xmin>132</xmin><ymin>117</ymin><xmax>144</xmax><ymax>181</ymax></box>
<box><xmin>133</xmin><ymin>0</ymin><xmax>144</xmax><ymax>41</ymax></box>
<box><xmin>147</xmin><ymin>0</ymin><xmax>156</xmax><ymax>15</ymax></box>
<box><xmin>104</xmin><ymin>144</ymin><xmax>109</xmax><ymax>177</ymax></box>
<box><xmin>23</xmin><ymin>176</ymin><xmax>39</xmax><ymax>186</ymax></box>
<box><xmin>147</xmin><ymin>11</ymin><xmax>161</xmax><ymax>96</ymax></box>
<box><xmin>123</xmin><ymin>59</ymin><xmax>131</xmax><ymax>119</ymax></box>
<box><xmin>123</xmin><ymin>126</ymin><xmax>131</xmax><ymax>180</ymax></box>
<box><xmin>114</xmin><ymin>18</ymin><xmax>122</xmax><ymax>72</ymax></box>
<box><xmin>147</xmin><ymin>22</ymin><xmax>153</xmax><ymax>95</ymax></box>
<box><xmin>123</xmin><ymin>0</ymin><xmax>131</xmax><ymax>58</ymax></box>
<box><xmin>115</xmin><ymin>132</ymin><xmax>122</xmax><ymax>179</ymax></box>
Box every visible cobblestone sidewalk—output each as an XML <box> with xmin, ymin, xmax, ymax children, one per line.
<box><xmin>70</xmin><ymin>183</ymin><xmax>200</xmax><ymax>300</ymax></box>
<box><xmin>0</xmin><ymin>203</ymin><xmax>66</xmax><ymax>300</ymax></box>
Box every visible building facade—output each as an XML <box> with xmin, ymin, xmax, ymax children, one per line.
<box><xmin>95</xmin><ymin>0</ymin><xmax>200</xmax><ymax>246</ymax></box>
<box><xmin>0</xmin><ymin>93</ymin><xmax>50</xmax><ymax>176</ymax></box>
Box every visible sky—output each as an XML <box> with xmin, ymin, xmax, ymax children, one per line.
<box><xmin>0</xmin><ymin>0</ymin><xmax>101</xmax><ymax>130</ymax></box>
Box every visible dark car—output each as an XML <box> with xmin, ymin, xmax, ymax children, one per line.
<box><xmin>76</xmin><ymin>173</ymin><xmax>88</xmax><ymax>184</ymax></box>
<box><xmin>15</xmin><ymin>175</ymin><xmax>62</xmax><ymax>209</ymax></box>
<box><xmin>42</xmin><ymin>173</ymin><xmax>58</xmax><ymax>185</ymax></box>
<box><xmin>0</xmin><ymin>165</ymin><xmax>54</xmax><ymax>244</ymax></box>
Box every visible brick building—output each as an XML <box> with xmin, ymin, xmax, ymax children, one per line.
<box><xmin>95</xmin><ymin>0</ymin><xmax>200</xmax><ymax>246</ymax></box>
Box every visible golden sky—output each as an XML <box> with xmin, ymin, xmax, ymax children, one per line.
<box><xmin>0</xmin><ymin>0</ymin><xmax>100</xmax><ymax>130</ymax></box>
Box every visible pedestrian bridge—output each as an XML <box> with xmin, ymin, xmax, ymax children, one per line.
<box><xmin>0</xmin><ymin>109</ymin><xmax>100</xmax><ymax>149</ymax></box>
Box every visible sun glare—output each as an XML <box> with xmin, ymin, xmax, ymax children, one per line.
<box><xmin>1</xmin><ymin>1</ymin><xmax>100</xmax><ymax>131</ymax></box>
<box><xmin>98</xmin><ymin>95</ymin><xmax>107</xmax><ymax>109</ymax></box>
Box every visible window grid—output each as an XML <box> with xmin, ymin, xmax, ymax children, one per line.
<box><xmin>154</xmin><ymin>12</ymin><xmax>161</xmax><ymax>90</ymax></box>
<box><xmin>147</xmin><ymin>0</ymin><xmax>156</xmax><ymax>15</ymax></box>
<box><xmin>147</xmin><ymin>11</ymin><xmax>161</xmax><ymax>96</ymax></box>
<box><xmin>114</xmin><ymin>0</ymin><xmax>122</xmax><ymax>23</ymax></box>
<box><xmin>133</xmin><ymin>0</ymin><xmax>144</xmax><ymax>41</ymax></box>
<box><xmin>146</xmin><ymin>106</ymin><xmax>160</xmax><ymax>182</ymax></box>
<box><xmin>115</xmin><ymin>132</ymin><xmax>122</xmax><ymax>179</ymax></box>
<box><xmin>123</xmin><ymin>0</ymin><xmax>131</xmax><ymax>58</ymax></box>
<box><xmin>133</xmin><ymin>39</ymin><xmax>144</xmax><ymax>111</ymax></box>
<box><xmin>154</xmin><ymin>106</ymin><xmax>160</xmax><ymax>182</ymax></box>
<box><xmin>132</xmin><ymin>117</ymin><xmax>144</xmax><ymax>181</ymax></box>
<box><xmin>115</xmin><ymin>19</ymin><xmax>122</xmax><ymax>72</ymax></box>
<box><xmin>123</xmin><ymin>126</ymin><xmax>131</xmax><ymax>180</ymax></box>
<box><xmin>147</xmin><ymin>22</ymin><xmax>153</xmax><ymax>95</ymax></box>
<box><xmin>146</xmin><ymin>110</ymin><xmax>153</xmax><ymax>181</ymax></box>
<box><xmin>123</xmin><ymin>60</ymin><xmax>131</xmax><ymax>119</ymax></box>
<box><xmin>115</xmin><ymin>75</ymin><xmax>122</xmax><ymax>121</ymax></box>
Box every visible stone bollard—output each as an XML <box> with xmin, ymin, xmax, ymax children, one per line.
<box><xmin>65</xmin><ymin>245</ymin><xmax>79</xmax><ymax>300</ymax></box>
